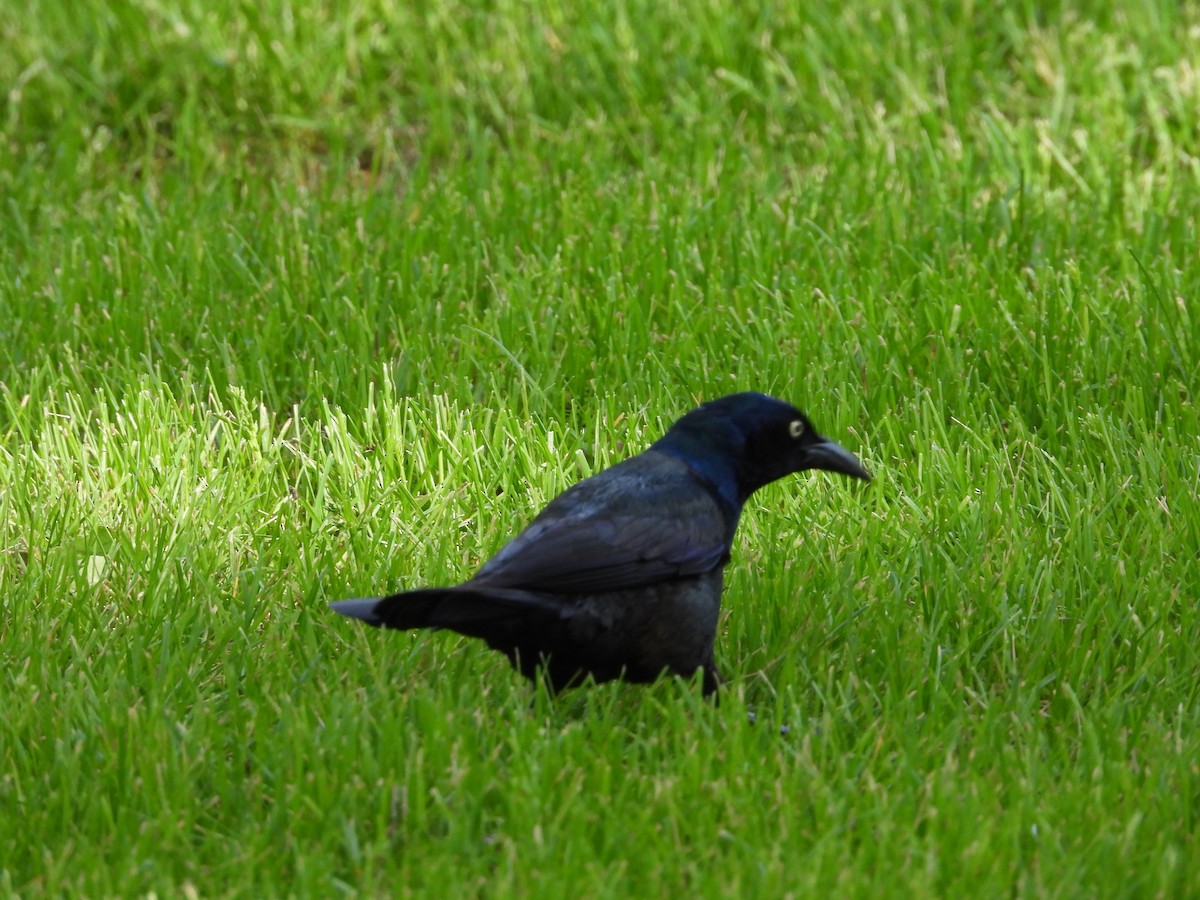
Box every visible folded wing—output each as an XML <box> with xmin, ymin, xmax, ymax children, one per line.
<box><xmin>471</xmin><ymin>451</ymin><xmax>735</xmax><ymax>593</ymax></box>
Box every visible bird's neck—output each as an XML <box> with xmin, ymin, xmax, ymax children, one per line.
<box><xmin>649</xmin><ymin>435</ymin><xmax>746</xmax><ymax>516</ymax></box>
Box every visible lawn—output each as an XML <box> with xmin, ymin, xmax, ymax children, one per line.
<box><xmin>1</xmin><ymin>1</ymin><xmax>1198</xmax><ymax>896</ymax></box>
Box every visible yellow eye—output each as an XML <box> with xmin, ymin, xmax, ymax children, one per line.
<box><xmin>788</xmin><ymin>420</ymin><xmax>805</xmax><ymax>439</ymax></box>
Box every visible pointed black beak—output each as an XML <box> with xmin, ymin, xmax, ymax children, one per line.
<box><xmin>807</xmin><ymin>439</ymin><xmax>871</xmax><ymax>481</ymax></box>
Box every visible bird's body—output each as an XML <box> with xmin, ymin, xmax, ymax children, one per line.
<box><xmin>333</xmin><ymin>392</ymin><xmax>870</xmax><ymax>694</ymax></box>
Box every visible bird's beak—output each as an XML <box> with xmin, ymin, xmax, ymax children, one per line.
<box><xmin>807</xmin><ymin>439</ymin><xmax>872</xmax><ymax>481</ymax></box>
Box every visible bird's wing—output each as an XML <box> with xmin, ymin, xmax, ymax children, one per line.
<box><xmin>471</xmin><ymin>451</ymin><xmax>734</xmax><ymax>593</ymax></box>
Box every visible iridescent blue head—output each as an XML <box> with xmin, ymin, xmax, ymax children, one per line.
<box><xmin>651</xmin><ymin>392</ymin><xmax>871</xmax><ymax>509</ymax></box>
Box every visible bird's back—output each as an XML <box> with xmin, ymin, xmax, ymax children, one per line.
<box><xmin>471</xmin><ymin>450</ymin><xmax>737</xmax><ymax>593</ymax></box>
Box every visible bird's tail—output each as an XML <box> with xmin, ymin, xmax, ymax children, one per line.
<box><xmin>331</xmin><ymin>586</ymin><xmax>564</xmax><ymax>642</ymax></box>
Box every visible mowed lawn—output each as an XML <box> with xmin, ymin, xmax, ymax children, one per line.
<box><xmin>2</xmin><ymin>2</ymin><xmax>1198</xmax><ymax>896</ymax></box>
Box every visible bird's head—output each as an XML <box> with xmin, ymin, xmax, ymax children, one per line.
<box><xmin>653</xmin><ymin>392</ymin><xmax>871</xmax><ymax>507</ymax></box>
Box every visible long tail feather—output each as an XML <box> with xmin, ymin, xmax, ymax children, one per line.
<box><xmin>329</xmin><ymin>597</ymin><xmax>387</xmax><ymax>626</ymax></box>
<box><xmin>331</xmin><ymin>587</ymin><xmax>566</xmax><ymax>639</ymax></box>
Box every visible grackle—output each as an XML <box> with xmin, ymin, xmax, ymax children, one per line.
<box><xmin>332</xmin><ymin>392</ymin><xmax>870</xmax><ymax>695</ymax></box>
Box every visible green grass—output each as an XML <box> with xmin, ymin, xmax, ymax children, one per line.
<box><xmin>2</xmin><ymin>0</ymin><xmax>1199</xmax><ymax>895</ymax></box>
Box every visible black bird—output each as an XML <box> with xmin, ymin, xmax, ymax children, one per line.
<box><xmin>332</xmin><ymin>392</ymin><xmax>870</xmax><ymax>695</ymax></box>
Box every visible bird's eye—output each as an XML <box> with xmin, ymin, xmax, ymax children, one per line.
<box><xmin>788</xmin><ymin>420</ymin><xmax>805</xmax><ymax>439</ymax></box>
